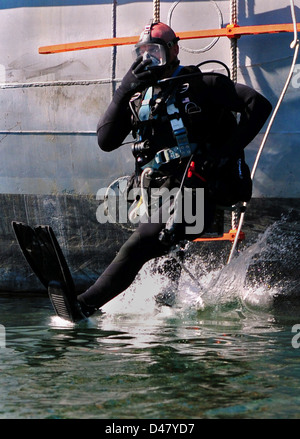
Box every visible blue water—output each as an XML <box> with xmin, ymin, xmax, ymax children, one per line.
<box><xmin>0</xmin><ymin>216</ymin><xmax>300</xmax><ymax>420</ymax></box>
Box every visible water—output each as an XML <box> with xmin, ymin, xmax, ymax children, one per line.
<box><xmin>0</xmin><ymin>212</ymin><xmax>300</xmax><ymax>420</ymax></box>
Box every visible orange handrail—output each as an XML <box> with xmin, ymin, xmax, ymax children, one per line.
<box><xmin>39</xmin><ymin>35</ymin><xmax>140</xmax><ymax>54</ymax></box>
<box><xmin>39</xmin><ymin>23</ymin><xmax>300</xmax><ymax>54</ymax></box>
<box><xmin>194</xmin><ymin>229</ymin><xmax>245</xmax><ymax>243</ymax></box>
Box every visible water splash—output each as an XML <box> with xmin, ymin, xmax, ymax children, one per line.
<box><xmin>49</xmin><ymin>315</ymin><xmax>76</xmax><ymax>328</ymax></box>
<box><xmin>101</xmin><ymin>214</ymin><xmax>300</xmax><ymax>320</ymax></box>
<box><xmin>178</xmin><ymin>214</ymin><xmax>300</xmax><ymax>314</ymax></box>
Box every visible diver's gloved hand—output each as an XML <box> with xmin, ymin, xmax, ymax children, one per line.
<box><xmin>115</xmin><ymin>56</ymin><xmax>159</xmax><ymax>101</ymax></box>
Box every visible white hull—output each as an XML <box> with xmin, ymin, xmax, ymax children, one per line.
<box><xmin>1</xmin><ymin>0</ymin><xmax>299</xmax><ymax>197</ymax></box>
<box><xmin>0</xmin><ymin>1</ymin><xmax>299</xmax><ymax>292</ymax></box>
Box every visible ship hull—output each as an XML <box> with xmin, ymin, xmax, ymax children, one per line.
<box><xmin>1</xmin><ymin>1</ymin><xmax>299</xmax><ymax>291</ymax></box>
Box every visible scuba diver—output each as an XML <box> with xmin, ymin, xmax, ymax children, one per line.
<box><xmin>48</xmin><ymin>21</ymin><xmax>272</xmax><ymax>321</ymax></box>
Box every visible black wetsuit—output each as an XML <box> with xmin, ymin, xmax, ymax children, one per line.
<box><xmin>77</xmin><ymin>66</ymin><xmax>272</xmax><ymax>311</ymax></box>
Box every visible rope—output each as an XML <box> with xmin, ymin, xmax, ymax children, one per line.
<box><xmin>229</xmin><ymin>0</ymin><xmax>239</xmax><ymax>232</ymax></box>
<box><xmin>230</xmin><ymin>38</ymin><xmax>238</xmax><ymax>84</ymax></box>
<box><xmin>0</xmin><ymin>130</ymin><xmax>96</xmax><ymax>136</ymax></box>
<box><xmin>229</xmin><ymin>0</ymin><xmax>238</xmax><ymax>90</ymax></box>
<box><xmin>111</xmin><ymin>0</ymin><xmax>118</xmax><ymax>97</ymax></box>
<box><xmin>230</xmin><ymin>0</ymin><xmax>238</xmax><ymax>83</ymax></box>
<box><xmin>0</xmin><ymin>78</ymin><xmax>121</xmax><ymax>89</ymax></box>
<box><xmin>231</xmin><ymin>202</ymin><xmax>241</xmax><ymax>230</ymax></box>
<box><xmin>230</xmin><ymin>0</ymin><xmax>237</xmax><ymax>26</ymax></box>
<box><xmin>227</xmin><ymin>0</ymin><xmax>300</xmax><ymax>264</ymax></box>
<box><xmin>153</xmin><ymin>0</ymin><xmax>160</xmax><ymax>22</ymax></box>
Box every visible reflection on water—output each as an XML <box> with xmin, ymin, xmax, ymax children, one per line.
<box><xmin>0</xmin><ymin>213</ymin><xmax>300</xmax><ymax>419</ymax></box>
<box><xmin>1</xmin><ymin>301</ymin><xmax>300</xmax><ymax>419</ymax></box>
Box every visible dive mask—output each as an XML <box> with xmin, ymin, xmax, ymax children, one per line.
<box><xmin>134</xmin><ymin>43</ymin><xmax>167</xmax><ymax>68</ymax></box>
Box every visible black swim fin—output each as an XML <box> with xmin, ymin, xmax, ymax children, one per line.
<box><xmin>12</xmin><ymin>221</ymin><xmax>55</xmax><ymax>289</ymax></box>
<box><xmin>48</xmin><ymin>280</ymin><xmax>87</xmax><ymax>323</ymax></box>
<box><xmin>34</xmin><ymin>224</ymin><xmax>75</xmax><ymax>293</ymax></box>
<box><xmin>12</xmin><ymin>221</ymin><xmax>86</xmax><ymax>322</ymax></box>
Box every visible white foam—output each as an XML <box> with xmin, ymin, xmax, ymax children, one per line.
<box><xmin>101</xmin><ymin>219</ymin><xmax>296</xmax><ymax>319</ymax></box>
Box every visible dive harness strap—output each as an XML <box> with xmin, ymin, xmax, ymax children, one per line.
<box><xmin>141</xmin><ymin>91</ymin><xmax>198</xmax><ymax>170</ymax></box>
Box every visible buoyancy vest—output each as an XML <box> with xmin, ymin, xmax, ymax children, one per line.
<box><xmin>129</xmin><ymin>68</ymin><xmax>250</xmax><ymax>202</ymax></box>
<box><xmin>128</xmin><ymin>68</ymin><xmax>253</xmax><ymax>208</ymax></box>
<box><xmin>130</xmin><ymin>66</ymin><xmax>204</xmax><ymax>174</ymax></box>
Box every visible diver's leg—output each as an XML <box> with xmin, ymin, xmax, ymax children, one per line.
<box><xmin>77</xmin><ymin>218</ymin><xmax>169</xmax><ymax>311</ymax></box>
